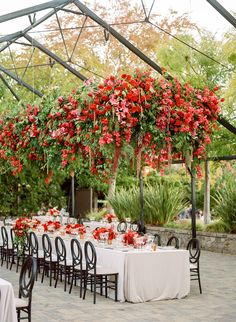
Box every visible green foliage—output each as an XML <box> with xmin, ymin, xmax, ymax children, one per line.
<box><xmin>107</xmin><ymin>188</ymin><xmax>140</xmax><ymax>222</ymax></box>
<box><xmin>144</xmin><ymin>181</ymin><xmax>189</xmax><ymax>226</ymax></box>
<box><xmin>164</xmin><ymin>219</ymin><xmax>204</xmax><ymax>231</ymax></box>
<box><xmin>75</xmin><ymin>168</ymin><xmax>108</xmax><ymax>193</ymax></box>
<box><xmin>108</xmin><ymin>179</ymin><xmax>188</xmax><ymax>225</ymax></box>
<box><xmin>0</xmin><ymin>164</ymin><xmax>67</xmax><ymax>217</ymax></box>
<box><xmin>86</xmin><ymin>208</ymin><xmax>107</xmax><ymax>221</ymax></box>
<box><xmin>205</xmin><ymin>219</ymin><xmax>229</xmax><ymax>233</ymax></box>
<box><xmin>213</xmin><ymin>175</ymin><xmax>236</xmax><ymax>233</ymax></box>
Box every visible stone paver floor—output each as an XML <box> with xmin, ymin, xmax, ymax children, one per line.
<box><xmin>1</xmin><ymin>250</ymin><xmax>236</xmax><ymax>322</ymax></box>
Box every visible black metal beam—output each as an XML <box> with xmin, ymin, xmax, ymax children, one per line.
<box><xmin>0</xmin><ymin>0</ymin><xmax>71</xmax><ymax>24</ymax></box>
<box><xmin>218</xmin><ymin>116</ymin><xmax>236</xmax><ymax>135</ymax></box>
<box><xmin>0</xmin><ymin>74</ymin><xmax>20</xmax><ymax>101</ymax></box>
<box><xmin>0</xmin><ymin>3</ymin><xmax>70</xmax><ymax>48</ymax></box>
<box><xmin>206</xmin><ymin>0</ymin><xmax>236</xmax><ymax>29</ymax></box>
<box><xmin>173</xmin><ymin>155</ymin><xmax>236</xmax><ymax>164</ymax></box>
<box><xmin>24</xmin><ymin>34</ymin><xmax>87</xmax><ymax>81</ymax></box>
<box><xmin>207</xmin><ymin>155</ymin><xmax>236</xmax><ymax>161</ymax></box>
<box><xmin>73</xmin><ymin>0</ymin><xmax>166</xmax><ymax>77</ymax></box>
<box><xmin>0</xmin><ymin>65</ymin><xmax>43</xmax><ymax>97</ymax></box>
<box><xmin>72</xmin><ymin>0</ymin><xmax>236</xmax><ymax>136</ymax></box>
<box><xmin>0</xmin><ymin>32</ymin><xmax>23</xmax><ymax>44</ymax></box>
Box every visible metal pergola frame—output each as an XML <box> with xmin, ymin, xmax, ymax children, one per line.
<box><xmin>0</xmin><ymin>0</ymin><xmax>235</xmax><ymax>131</ymax></box>
<box><xmin>0</xmin><ymin>0</ymin><xmax>235</xmax><ymax>234</ymax></box>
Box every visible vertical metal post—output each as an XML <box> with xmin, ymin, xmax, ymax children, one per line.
<box><xmin>71</xmin><ymin>172</ymin><xmax>75</xmax><ymax>218</ymax></box>
<box><xmin>189</xmin><ymin>165</ymin><xmax>197</xmax><ymax>239</ymax></box>
<box><xmin>139</xmin><ymin>169</ymin><xmax>145</xmax><ymax>233</ymax></box>
<box><xmin>203</xmin><ymin>160</ymin><xmax>211</xmax><ymax>224</ymax></box>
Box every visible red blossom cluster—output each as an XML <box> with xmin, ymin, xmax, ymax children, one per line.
<box><xmin>104</xmin><ymin>213</ymin><xmax>117</xmax><ymax>223</ymax></box>
<box><xmin>13</xmin><ymin>217</ymin><xmax>32</xmax><ymax>238</ymax></box>
<box><xmin>92</xmin><ymin>226</ymin><xmax>117</xmax><ymax>240</ymax></box>
<box><xmin>46</xmin><ymin>207</ymin><xmax>60</xmax><ymax>217</ymax></box>
<box><xmin>42</xmin><ymin>221</ymin><xmax>61</xmax><ymax>232</ymax></box>
<box><xmin>65</xmin><ymin>223</ymin><xmax>86</xmax><ymax>235</ymax></box>
<box><xmin>77</xmin><ymin>69</ymin><xmax>222</xmax><ymax>177</ymax></box>
<box><xmin>0</xmin><ymin>69</ymin><xmax>222</xmax><ymax>179</ymax></box>
<box><xmin>122</xmin><ymin>230</ymin><xmax>140</xmax><ymax>245</ymax></box>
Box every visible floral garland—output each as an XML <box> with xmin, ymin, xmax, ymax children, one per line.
<box><xmin>0</xmin><ymin>69</ymin><xmax>222</xmax><ymax>179</ymax></box>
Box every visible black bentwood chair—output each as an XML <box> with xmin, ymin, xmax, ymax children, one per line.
<box><xmin>41</xmin><ymin>234</ymin><xmax>57</xmax><ymax>286</ymax></box>
<box><xmin>167</xmin><ymin>236</ymin><xmax>180</xmax><ymax>249</ymax></box>
<box><xmin>1</xmin><ymin>226</ymin><xmax>13</xmax><ymax>268</ymax></box>
<box><xmin>54</xmin><ymin>236</ymin><xmax>73</xmax><ymax>292</ymax></box>
<box><xmin>29</xmin><ymin>231</ymin><xmax>44</xmax><ymax>280</ymax></box>
<box><xmin>187</xmin><ymin>238</ymin><xmax>202</xmax><ymax>294</ymax></box>
<box><xmin>83</xmin><ymin>241</ymin><xmax>118</xmax><ymax>304</ymax></box>
<box><xmin>69</xmin><ymin>238</ymin><xmax>84</xmax><ymax>297</ymax></box>
<box><xmin>153</xmin><ymin>233</ymin><xmax>161</xmax><ymax>246</ymax></box>
<box><xmin>10</xmin><ymin>228</ymin><xmax>22</xmax><ymax>272</ymax></box>
<box><xmin>15</xmin><ymin>256</ymin><xmax>37</xmax><ymax>322</ymax></box>
<box><xmin>117</xmin><ymin>221</ymin><xmax>128</xmax><ymax>233</ymax></box>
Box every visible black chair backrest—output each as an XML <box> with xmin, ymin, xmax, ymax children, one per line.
<box><xmin>84</xmin><ymin>241</ymin><xmax>97</xmax><ymax>271</ymax></box>
<box><xmin>130</xmin><ymin>222</ymin><xmax>139</xmax><ymax>232</ymax></box>
<box><xmin>187</xmin><ymin>238</ymin><xmax>201</xmax><ymax>264</ymax></box>
<box><xmin>117</xmin><ymin>221</ymin><xmax>127</xmax><ymax>233</ymax></box>
<box><xmin>71</xmin><ymin>238</ymin><xmax>83</xmax><ymax>267</ymax></box>
<box><xmin>55</xmin><ymin>236</ymin><xmax>66</xmax><ymax>262</ymax></box>
<box><xmin>29</xmin><ymin>231</ymin><xmax>39</xmax><ymax>256</ymax></box>
<box><xmin>23</xmin><ymin>233</ymin><xmax>30</xmax><ymax>253</ymax></box>
<box><xmin>1</xmin><ymin>226</ymin><xmax>9</xmax><ymax>247</ymax></box>
<box><xmin>42</xmin><ymin>234</ymin><xmax>52</xmax><ymax>260</ymax></box>
<box><xmin>153</xmin><ymin>233</ymin><xmax>161</xmax><ymax>246</ymax></box>
<box><xmin>10</xmin><ymin>228</ymin><xmax>19</xmax><ymax>251</ymax></box>
<box><xmin>19</xmin><ymin>256</ymin><xmax>37</xmax><ymax>299</ymax></box>
<box><xmin>167</xmin><ymin>236</ymin><xmax>180</xmax><ymax>249</ymax></box>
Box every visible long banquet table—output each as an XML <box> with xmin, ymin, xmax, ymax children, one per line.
<box><xmin>38</xmin><ymin>234</ymin><xmax>190</xmax><ymax>303</ymax></box>
<box><xmin>0</xmin><ymin>278</ymin><xmax>17</xmax><ymax>322</ymax></box>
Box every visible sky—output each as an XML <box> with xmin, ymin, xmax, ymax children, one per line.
<box><xmin>0</xmin><ymin>0</ymin><xmax>236</xmax><ymax>37</ymax></box>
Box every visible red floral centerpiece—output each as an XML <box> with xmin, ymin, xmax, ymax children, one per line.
<box><xmin>122</xmin><ymin>230</ymin><xmax>140</xmax><ymax>245</ymax></box>
<box><xmin>42</xmin><ymin>221</ymin><xmax>61</xmax><ymax>232</ymax></box>
<box><xmin>104</xmin><ymin>213</ymin><xmax>117</xmax><ymax>223</ymax></box>
<box><xmin>92</xmin><ymin>227</ymin><xmax>117</xmax><ymax>243</ymax></box>
<box><xmin>65</xmin><ymin>223</ymin><xmax>86</xmax><ymax>236</ymax></box>
<box><xmin>46</xmin><ymin>207</ymin><xmax>60</xmax><ymax>217</ymax></box>
<box><xmin>28</xmin><ymin>218</ymin><xmax>41</xmax><ymax>230</ymax></box>
<box><xmin>13</xmin><ymin>217</ymin><xmax>31</xmax><ymax>250</ymax></box>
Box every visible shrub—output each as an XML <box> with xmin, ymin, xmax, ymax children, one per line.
<box><xmin>164</xmin><ymin>219</ymin><xmax>204</xmax><ymax>231</ymax></box>
<box><xmin>107</xmin><ymin>188</ymin><xmax>140</xmax><ymax>222</ymax></box>
<box><xmin>86</xmin><ymin>208</ymin><xmax>107</xmax><ymax>221</ymax></box>
<box><xmin>144</xmin><ymin>181</ymin><xmax>189</xmax><ymax>226</ymax></box>
<box><xmin>205</xmin><ymin>219</ymin><xmax>229</xmax><ymax>233</ymax></box>
<box><xmin>213</xmin><ymin>178</ymin><xmax>236</xmax><ymax>233</ymax></box>
<box><xmin>108</xmin><ymin>180</ymin><xmax>188</xmax><ymax>226</ymax></box>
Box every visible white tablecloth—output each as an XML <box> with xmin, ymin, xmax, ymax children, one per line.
<box><xmin>96</xmin><ymin>247</ymin><xmax>190</xmax><ymax>302</ymax></box>
<box><xmin>38</xmin><ymin>234</ymin><xmax>190</xmax><ymax>303</ymax></box>
<box><xmin>0</xmin><ymin>278</ymin><xmax>17</xmax><ymax>322</ymax></box>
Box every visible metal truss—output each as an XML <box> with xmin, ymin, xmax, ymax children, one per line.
<box><xmin>207</xmin><ymin>0</ymin><xmax>236</xmax><ymax>29</ymax></box>
<box><xmin>0</xmin><ymin>0</ymin><xmax>235</xmax><ymax>135</ymax></box>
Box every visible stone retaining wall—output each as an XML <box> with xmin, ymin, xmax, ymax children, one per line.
<box><xmin>146</xmin><ymin>225</ymin><xmax>236</xmax><ymax>255</ymax></box>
